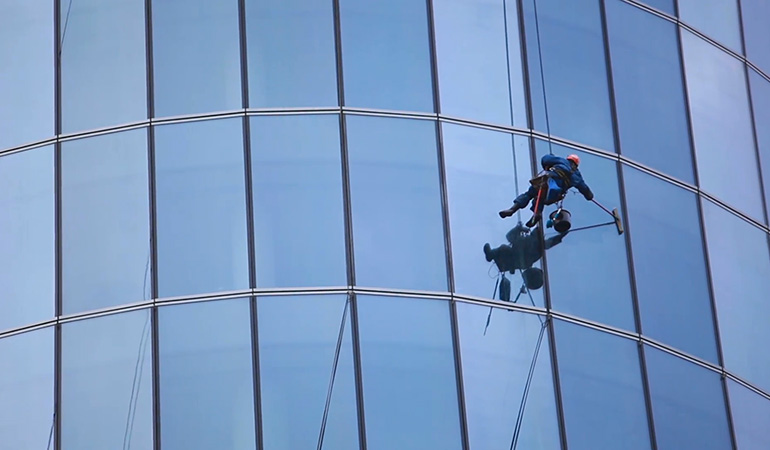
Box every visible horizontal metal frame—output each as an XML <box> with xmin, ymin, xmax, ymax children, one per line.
<box><xmin>3</xmin><ymin>285</ymin><xmax>769</xmax><ymax>403</ymax></box>
<box><xmin>3</xmin><ymin>105</ymin><xmax>768</xmax><ymax>236</ymax></box>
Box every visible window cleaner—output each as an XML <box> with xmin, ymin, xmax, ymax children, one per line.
<box><xmin>499</xmin><ymin>154</ymin><xmax>594</xmax><ymax>228</ymax></box>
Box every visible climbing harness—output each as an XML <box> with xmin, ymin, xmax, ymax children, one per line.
<box><xmin>316</xmin><ymin>298</ymin><xmax>350</xmax><ymax>450</ymax></box>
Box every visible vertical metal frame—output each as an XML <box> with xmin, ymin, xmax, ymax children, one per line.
<box><xmin>424</xmin><ymin>0</ymin><xmax>470</xmax><ymax>447</ymax></box>
<box><xmin>143</xmin><ymin>0</ymin><xmax>162</xmax><ymax>448</ymax></box>
<box><xmin>332</xmin><ymin>0</ymin><xmax>368</xmax><ymax>448</ymax></box>
<box><xmin>53</xmin><ymin>0</ymin><xmax>63</xmax><ymax>448</ymax></box>
<box><xmin>514</xmin><ymin>0</ymin><xmax>567</xmax><ymax>448</ymax></box>
<box><xmin>236</xmin><ymin>0</ymin><xmax>264</xmax><ymax>448</ymax></box>
<box><xmin>597</xmin><ymin>0</ymin><xmax>659</xmax><ymax>448</ymax></box>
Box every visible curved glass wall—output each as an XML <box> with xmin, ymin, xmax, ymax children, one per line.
<box><xmin>2</xmin><ymin>0</ymin><xmax>770</xmax><ymax>449</ymax></box>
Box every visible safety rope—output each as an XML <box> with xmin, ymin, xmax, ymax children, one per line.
<box><xmin>509</xmin><ymin>318</ymin><xmax>548</xmax><ymax>450</ymax></box>
<box><xmin>531</xmin><ymin>0</ymin><xmax>554</xmax><ymax>155</ymax></box>
<box><xmin>59</xmin><ymin>0</ymin><xmax>75</xmax><ymax>58</ymax></box>
<box><xmin>122</xmin><ymin>249</ymin><xmax>152</xmax><ymax>450</ymax></box>
<box><xmin>483</xmin><ymin>275</ymin><xmax>503</xmax><ymax>335</ymax></box>
<box><xmin>45</xmin><ymin>412</ymin><xmax>55</xmax><ymax>450</ymax></box>
<box><xmin>316</xmin><ymin>298</ymin><xmax>350</xmax><ymax>450</ymax></box>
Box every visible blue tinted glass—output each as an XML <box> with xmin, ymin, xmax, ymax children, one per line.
<box><xmin>0</xmin><ymin>0</ymin><xmax>54</xmax><ymax>149</ymax></box>
<box><xmin>555</xmin><ymin>320</ymin><xmax>651</xmax><ymax>450</ymax></box>
<box><xmin>433</xmin><ymin>0</ymin><xmax>527</xmax><ymax>126</ymax></box>
<box><xmin>523</xmin><ymin>0</ymin><xmax>615</xmax><ymax>152</ymax></box>
<box><xmin>607</xmin><ymin>1</ymin><xmax>694</xmax><ymax>183</ymax></box>
<box><xmin>702</xmin><ymin>200</ymin><xmax>770</xmax><ymax>393</ymax></box>
<box><xmin>750</xmin><ymin>71</ymin><xmax>770</xmax><ymax>223</ymax></box>
<box><xmin>60</xmin><ymin>0</ymin><xmax>146</xmax><ymax>133</ymax></box>
<box><xmin>159</xmin><ymin>298</ymin><xmax>255</xmax><ymax>449</ymax></box>
<box><xmin>152</xmin><ymin>0</ymin><xmax>241</xmax><ymax>117</ymax></box>
<box><xmin>456</xmin><ymin>303</ymin><xmax>559</xmax><ymax>450</ymax></box>
<box><xmin>346</xmin><ymin>115</ymin><xmax>446</xmax><ymax>291</ymax></box>
<box><xmin>679</xmin><ymin>0</ymin><xmax>741</xmax><ymax>52</ymax></box>
<box><xmin>682</xmin><ymin>31</ymin><xmax>762</xmax><ymax>220</ymax></box>
<box><xmin>246</xmin><ymin>0</ymin><xmax>337</xmax><ymax>107</ymax></box>
<box><xmin>442</xmin><ymin>125</ymin><xmax>543</xmax><ymax>305</ymax></box>
<box><xmin>645</xmin><ymin>346</ymin><xmax>732</xmax><ymax>450</ymax></box>
<box><xmin>339</xmin><ymin>0</ymin><xmax>434</xmax><ymax>112</ymax></box>
<box><xmin>250</xmin><ymin>115</ymin><xmax>346</xmax><ymax>288</ymax></box>
<box><xmin>155</xmin><ymin>118</ymin><xmax>249</xmax><ymax>298</ymax></box>
<box><xmin>62</xmin><ymin>130</ymin><xmax>150</xmax><ymax>314</ymax></box>
<box><xmin>0</xmin><ymin>328</ymin><xmax>54</xmax><ymax>449</ymax></box>
<box><xmin>0</xmin><ymin>147</ymin><xmax>54</xmax><ymax>331</ymax></box>
<box><xmin>729</xmin><ymin>380</ymin><xmax>770</xmax><ymax>450</ymax></box>
<box><xmin>62</xmin><ymin>310</ymin><xmax>153</xmax><ymax>449</ymax></box>
<box><xmin>742</xmin><ymin>0</ymin><xmax>770</xmax><ymax>74</ymax></box>
<box><xmin>536</xmin><ymin>142</ymin><xmax>635</xmax><ymax>330</ymax></box>
<box><xmin>258</xmin><ymin>295</ymin><xmax>358</xmax><ymax>450</ymax></box>
<box><xmin>638</xmin><ymin>0</ymin><xmax>674</xmax><ymax>15</ymax></box>
<box><xmin>357</xmin><ymin>296</ymin><xmax>462</xmax><ymax>450</ymax></box>
<box><xmin>623</xmin><ymin>166</ymin><xmax>717</xmax><ymax>362</ymax></box>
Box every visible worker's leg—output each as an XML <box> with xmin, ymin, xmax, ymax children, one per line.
<box><xmin>500</xmin><ymin>185</ymin><xmax>538</xmax><ymax>218</ymax></box>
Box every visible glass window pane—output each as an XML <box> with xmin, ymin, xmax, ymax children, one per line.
<box><xmin>750</xmin><ymin>71</ymin><xmax>770</xmax><ymax>224</ymax></box>
<box><xmin>250</xmin><ymin>115</ymin><xmax>346</xmax><ymax>288</ymax></box>
<box><xmin>155</xmin><ymin>118</ymin><xmax>249</xmax><ymax>298</ymax></box>
<box><xmin>522</xmin><ymin>0</ymin><xmax>615</xmax><ymax>152</ymax></box>
<box><xmin>258</xmin><ymin>295</ymin><xmax>358</xmax><ymax>450</ymax></box>
<box><xmin>442</xmin><ymin>125</ymin><xmax>543</xmax><ymax>305</ymax></box>
<box><xmin>62</xmin><ymin>310</ymin><xmax>153</xmax><ymax>449</ymax></box>
<box><xmin>555</xmin><ymin>320</ymin><xmax>651</xmax><ymax>450</ymax></box>
<box><xmin>702</xmin><ymin>200</ymin><xmax>770</xmax><ymax>393</ymax></box>
<box><xmin>339</xmin><ymin>0</ymin><xmax>434</xmax><ymax>112</ymax></box>
<box><xmin>742</xmin><ymin>0</ymin><xmax>770</xmax><ymax>75</ymax></box>
<box><xmin>536</xmin><ymin>143</ymin><xmax>635</xmax><ymax>330</ymax></box>
<box><xmin>346</xmin><ymin>115</ymin><xmax>446</xmax><ymax>291</ymax></box>
<box><xmin>0</xmin><ymin>0</ymin><xmax>54</xmax><ymax>150</ymax></box>
<box><xmin>433</xmin><ymin>0</ymin><xmax>527</xmax><ymax>126</ymax></box>
<box><xmin>152</xmin><ymin>0</ymin><xmax>241</xmax><ymax>117</ymax></box>
<box><xmin>159</xmin><ymin>298</ymin><xmax>255</xmax><ymax>449</ymax></box>
<box><xmin>357</xmin><ymin>295</ymin><xmax>462</xmax><ymax>450</ymax></box>
<box><xmin>645</xmin><ymin>346</ymin><xmax>732</xmax><ymax>450</ymax></box>
<box><xmin>60</xmin><ymin>0</ymin><xmax>146</xmax><ymax>133</ymax></box>
<box><xmin>246</xmin><ymin>0</ymin><xmax>337</xmax><ymax>107</ymax></box>
<box><xmin>728</xmin><ymin>380</ymin><xmax>770</xmax><ymax>450</ymax></box>
<box><xmin>682</xmin><ymin>31</ymin><xmax>763</xmax><ymax>220</ymax></box>
<box><xmin>0</xmin><ymin>328</ymin><xmax>54</xmax><ymax>449</ymax></box>
<box><xmin>623</xmin><ymin>166</ymin><xmax>717</xmax><ymax>363</ymax></box>
<box><xmin>679</xmin><ymin>0</ymin><xmax>741</xmax><ymax>53</ymax></box>
<box><xmin>638</xmin><ymin>0</ymin><xmax>674</xmax><ymax>15</ymax></box>
<box><xmin>0</xmin><ymin>147</ymin><xmax>54</xmax><ymax>331</ymax></box>
<box><xmin>456</xmin><ymin>303</ymin><xmax>559</xmax><ymax>450</ymax></box>
<box><xmin>607</xmin><ymin>1</ymin><xmax>694</xmax><ymax>183</ymax></box>
<box><xmin>62</xmin><ymin>129</ymin><xmax>150</xmax><ymax>314</ymax></box>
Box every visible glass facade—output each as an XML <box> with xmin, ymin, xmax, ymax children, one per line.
<box><xmin>2</xmin><ymin>1</ymin><xmax>769</xmax><ymax>449</ymax></box>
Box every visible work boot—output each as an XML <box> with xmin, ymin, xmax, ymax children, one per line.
<box><xmin>525</xmin><ymin>213</ymin><xmax>541</xmax><ymax>228</ymax></box>
<box><xmin>483</xmin><ymin>243</ymin><xmax>494</xmax><ymax>262</ymax></box>
<box><xmin>499</xmin><ymin>204</ymin><xmax>521</xmax><ymax>218</ymax></box>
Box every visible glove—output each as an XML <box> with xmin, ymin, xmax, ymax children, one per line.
<box><xmin>584</xmin><ymin>191</ymin><xmax>594</xmax><ymax>201</ymax></box>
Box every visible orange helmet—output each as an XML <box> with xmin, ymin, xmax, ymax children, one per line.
<box><xmin>567</xmin><ymin>154</ymin><xmax>580</xmax><ymax>166</ymax></box>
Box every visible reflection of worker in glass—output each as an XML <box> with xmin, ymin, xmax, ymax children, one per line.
<box><xmin>483</xmin><ymin>223</ymin><xmax>568</xmax><ymax>290</ymax></box>
<box><xmin>499</xmin><ymin>154</ymin><xmax>593</xmax><ymax>227</ymax></box>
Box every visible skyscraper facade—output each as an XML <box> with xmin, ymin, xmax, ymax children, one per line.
<box><xmin>1</xmin><ymin>0</ymin><xmax>769</xmax><ymax>449</ymax></box>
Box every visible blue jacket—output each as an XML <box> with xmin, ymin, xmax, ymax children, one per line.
<box><xmin>540</xmin><ymin>154</ymin><xmax>593</xmax><ymax>200</ymax></box>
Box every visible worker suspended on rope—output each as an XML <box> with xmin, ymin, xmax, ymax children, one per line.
<box><xmin>483</xmin><ymin>223</ymin><xmax>567</xmax><ymax>291</ymax></box>
<box><xmin>499</xmin><ymin>154</ymin><xmax>594</xmax><ymax>228</ymax></box>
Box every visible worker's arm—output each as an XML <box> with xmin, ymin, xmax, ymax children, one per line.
<box><xmin>572</xmin><ymin>171</ymin><xmax>594</xmax><ymax>201</ymax></box>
